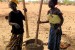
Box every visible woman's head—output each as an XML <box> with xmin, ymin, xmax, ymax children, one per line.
<box><xmin>48</xmin><ymin>0</ymin><xmax>58</xmax><ymax>8</ymax></box>
<box><xmin>9</xmin><ymin>1</ymin><xmax>17</xmax><ymax>10</ymax></box>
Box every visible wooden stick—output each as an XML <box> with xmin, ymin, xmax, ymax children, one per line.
<box><xmin>22</xmin><ymin>0</ymin><xmax>29</xmax><ymax>38</ymax></box>
<box><xmin>35</xmin><ymin>0</ymin><xmax>43</xmax><ymax>44</ymax></box>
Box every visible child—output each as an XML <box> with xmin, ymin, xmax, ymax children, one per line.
<box><xmin>39</xmin><ymin>0</ymin><xmax>64</xmax><ymax>50</ymax></box>
<box><xmin>6</xmin><ymin>1</ymin><xmax>27</xmax><ymax>50</ymax></box>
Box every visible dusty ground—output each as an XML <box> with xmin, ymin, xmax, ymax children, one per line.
<box><xmin>0</xmin><ymin>2</ymin><xmax>75</xmax><ymax>50</ymax></box>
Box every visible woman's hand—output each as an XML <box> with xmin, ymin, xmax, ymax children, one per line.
<box><xmin>56</xmin><ymin>27</ymin><xmax>61</xmax><ymax>32</ymax></box>
<box><xmin>5</xmin><ymin>16</ymin><xmax>8</xmax><ymax>20</ymax></box>
<box><xmin>57</xmin><ymin>27</ymin><xmax>60</xmax><ymax>30</ymax></box>
<box><xmin>23</xmin><ymin>8</ymin><xmax>27</xmax><ymax>12</ymax></box>
<box><xmin>37</xmin><ymin>21</ymin><xmax>42</xmax><ymax>24</ymax></box>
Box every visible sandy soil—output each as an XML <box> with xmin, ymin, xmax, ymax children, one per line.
<box><xmin>0</xmin><ymin>2</ymin><xmax>75</xmax><ymax>50</ymax></box>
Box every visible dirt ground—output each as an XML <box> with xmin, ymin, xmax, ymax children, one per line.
<box><xmin>0</xmin><ymin>2</ymin><xmax>75</xmax><ymax>50</ymax></box>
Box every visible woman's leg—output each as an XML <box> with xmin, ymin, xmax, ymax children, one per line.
<box><xmin>7</xmin><ymin>34</ymin><xmax>17</xmax><ymax>47</ymax></box>
<box><xmin>17</xmin><ymin>34</ymin><xmax>23</xmax><ymax>50</ymax></box>
<box><xmin>6</xmin><ymin>34</ymin><xmax>17</xmax><ymax>50</ymax></box>
<box><xmin>10</xmin><ymin>34</ymin><xmax>23</xmax><ymax>50</ymax></box>
<box><xmin>48</xmin><ymin>27</ymin><xmax>57</xmax><ymax>50</ymax></box>
<box><xmin>56</xmin><ymin>29</ymin><xmax>62</xmax><ymax>50</ymax></box>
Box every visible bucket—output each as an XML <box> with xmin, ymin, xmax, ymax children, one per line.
<box><xmin>25</xmin><ymin>39</ymin><xmax>44</xmax><ymax>50</ymax></box>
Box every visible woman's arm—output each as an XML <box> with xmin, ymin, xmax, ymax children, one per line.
<box><xmin>38</xmin><ymin>20</ymin><xmax>49</xmax><ymax>24</ymax></box>
<box><xmin>9</xmin><ymin>22</ymin><xmax>20</xmax><ymax>29</ymax></box>
<box><xmin>58</xmin><ymin>13</ymin><xmax>64</xmax><ymax>27</ymax></box>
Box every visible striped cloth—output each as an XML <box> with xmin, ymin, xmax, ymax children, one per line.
<box><xmin>6</xmin><ymin>34</ymin><xmax>23</xmax><ymax>50</ymax></box>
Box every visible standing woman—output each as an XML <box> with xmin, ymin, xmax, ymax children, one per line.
<box><xmin>6</xmin><ymin>1</ymin><xmax>27</xmax><ymax>50</ymax></box>
<box><xmin>39</xmin><ymin>0</ymin><xmax>64</xmax><ymax>50</ymax></box>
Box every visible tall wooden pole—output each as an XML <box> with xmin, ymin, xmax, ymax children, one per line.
<box><xmin>22</xmin><ymin>0</ymin><xmax>29</xmax><ymax>38</ymax></box>
<box><xmin>35</xmin><ymin>0</ymin><xmax>43</xmax><ymax>44</ymax></box>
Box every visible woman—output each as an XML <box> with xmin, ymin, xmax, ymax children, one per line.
<box><xmin>6</xmin><ymin>1</ymin><xmax>27</xmax><ymax>50</ymax></box>
<box><xmin>39</xmin><ymin>0</ymin><xmax>64</xmax><ymax>50</ymax></box>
